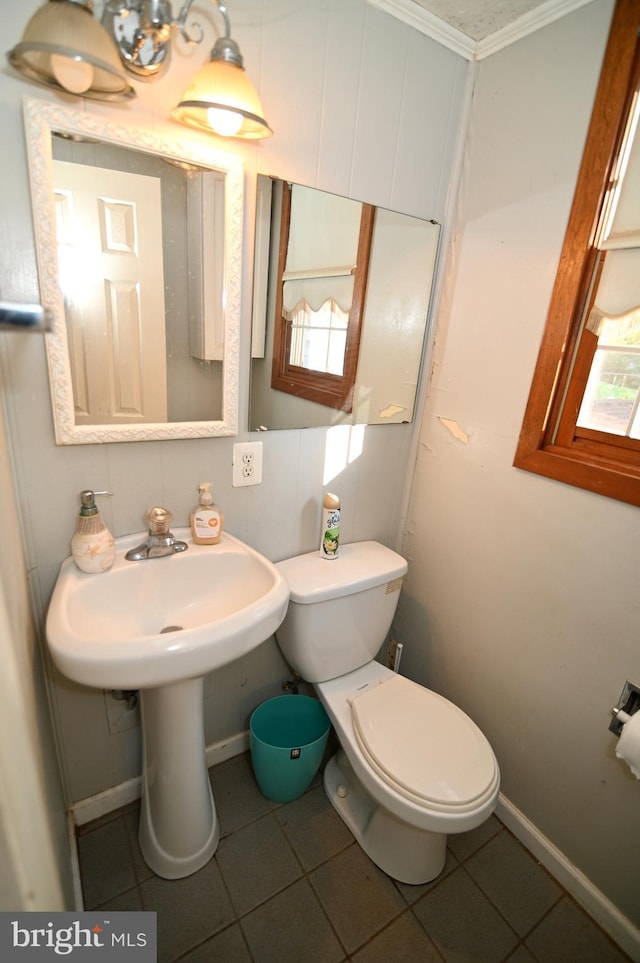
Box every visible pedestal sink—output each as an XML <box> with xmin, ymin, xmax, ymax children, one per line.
<box><xmin>46</xmin><ymin>529</ymin><xmax>290</xmax><ymax>879</ymax></box>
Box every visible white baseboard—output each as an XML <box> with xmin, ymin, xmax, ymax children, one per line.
<box><xmin>205</xmin><ymin>730</ymin><xmax>250</xmax><ymax>768</ymax></box>
<box><xmin>69</xmin><ymin>731</ymin><xmax>249</xmax><ymax>828</ymax></box>
<box><xmin>496</xmin><ymin>794</ymin><xmax>640</xmax><ymax>962</ymax></box>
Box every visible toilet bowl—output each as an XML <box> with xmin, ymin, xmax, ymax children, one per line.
<box><xmin>275</xmin><ymin>541</ymin><xmax>500</xmax><ymax>885</ymax></box>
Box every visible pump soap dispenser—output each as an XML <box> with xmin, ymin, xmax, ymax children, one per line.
<box><xmin>190</xmin><ymin>482</ymin><xmax>223</xmax><ymax>545</ymax></box>
<box><xmin>71</xmin><ymin>490</ymin><xmax>115</xmax><ymax>573</ymax></box>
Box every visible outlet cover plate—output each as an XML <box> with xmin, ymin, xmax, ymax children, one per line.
<box><xmin>232</xmin><ymin>441</ymin><xmax>263</xmax><ymax>487</ymax></box>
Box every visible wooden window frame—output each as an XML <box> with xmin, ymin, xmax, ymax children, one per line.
<box><xmin>513</xmin><ymin>0</ymin><xmax>640</xmax><ymax>507</ymax></box>
<box><xmin>270</xmin><ymin>182</ymin><xmax>374</xmax><ymax>413</ymax></box>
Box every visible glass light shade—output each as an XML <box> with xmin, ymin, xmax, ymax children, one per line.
<box><xmin>7</xmin><ymin>0</ymin><xmax>134</xmax><ymax>101</ymax></box>
<box><xmin>50</xmin><ymin>52</ymin><xmax>94</xmax><ymax>93</ymax></box>
<box><xmin>172</xmin><ymin>59</ymin><xmax>272</xmax><ymax>139</ymax></box>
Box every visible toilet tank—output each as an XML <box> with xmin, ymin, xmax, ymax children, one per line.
<box><xmin>275</xmin><ymin>541</ymin><xmax>408</xmax><ymax>683</ymax></box>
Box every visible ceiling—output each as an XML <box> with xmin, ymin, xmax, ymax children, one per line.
<box><xmin>367</xmin><ymin>0</ymin><xmax>597</xmax><ymax>59</ymax></box>
<box><xmin>411</xmin><ymin>0</ymin><xmax>565</xmax><ymax>42</ymax></box>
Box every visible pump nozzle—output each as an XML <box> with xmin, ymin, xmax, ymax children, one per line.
<box><xmin>79</xmin><ymin>490</ymin><xmax>113</xmax><ymax>516</ymax></box>
<box><xmin>197</xmin><ymin>482</ymin><xmax>214</xmax><ymax>506</ymax></box>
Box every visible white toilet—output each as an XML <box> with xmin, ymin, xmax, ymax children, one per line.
<box><xmin>275</xmin><ymin>540</ymin><xmax>500</xmax><ymax>885</ymax></box>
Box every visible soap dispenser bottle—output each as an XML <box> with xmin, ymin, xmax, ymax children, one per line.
<box><xmin>190</xmin><ymin>482</ymin><xmax>223</xmax><ymax>545</ymax></box>
<box><xmin>71</xmin><ymin>490</ymin><xmax>116</xmax><ymax>573</ymax></box>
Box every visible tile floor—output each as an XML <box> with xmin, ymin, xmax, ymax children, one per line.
<box><xmin>77</xmin><ymin>752</ymin><xmax>630</xmax><ymax>963</ymax></box>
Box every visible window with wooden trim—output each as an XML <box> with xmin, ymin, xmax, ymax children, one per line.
<box><xmin>514</xmin><ymin>0</ymin><xmax>640</xmax><ymax>507</ymax></box>
<box><xmin>271</xmin><ymin>182</ymin><xmax>374</xmax><ymax>412</ymax></box>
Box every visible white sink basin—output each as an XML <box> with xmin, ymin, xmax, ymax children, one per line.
<box><xmin>46</xmin><ymin>529</ymin><xmax>290</xmax><ymax>690</ymax></box>
<box><xmin>46</xmin><ymin>527</ymin><xmax>290</xmax><ymax>880</ymax></box>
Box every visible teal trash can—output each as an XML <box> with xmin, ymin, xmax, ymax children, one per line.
<box><xmin>250</xmin><ymin>695</ymin><xmax>331</xmax><ymax>803</ymax></box>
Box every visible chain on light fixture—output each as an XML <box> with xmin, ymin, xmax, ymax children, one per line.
<box><xmin>7</xmin><ymin>0</ymin><xmax>272</xmax><ymax>139</ymax></box>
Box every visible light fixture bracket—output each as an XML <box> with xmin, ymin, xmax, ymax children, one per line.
<box><xmin>210</xmin><ymin>36</ymin><xmax>243</xmax><ymax>69</ymax></box>
<box><xmin>102</xmin><ymin>0</ymin><xmax>175</xmax><ymax>79</ymax></box>
<box><xmin>102</xmin><ymin>0</ymin><xmax>239</xmax><ymax>80</ymax></box>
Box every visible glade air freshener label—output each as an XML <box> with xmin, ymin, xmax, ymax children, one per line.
<box><xmin>321</xmin><ymin>507</ymin><xmax>340</xmax><ymax>559</ymax></box>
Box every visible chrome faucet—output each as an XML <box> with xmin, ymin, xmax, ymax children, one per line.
<box><xmin>125</xmin><ymin>507</ymin><xmax>188</xmax><ymax>561</ymax></box>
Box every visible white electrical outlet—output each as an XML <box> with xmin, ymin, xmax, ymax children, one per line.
<box><xmin>232</xmin><ymin>441</ymin><xmax>263</xmax><ymax>487</ymax></box>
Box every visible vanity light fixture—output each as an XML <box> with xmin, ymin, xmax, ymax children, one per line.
<box><xmin>7</xmin><ymin>0</ymin><xmax>135</xmax><ymax>101</ymax></box>
<box><xmin>102</xmin><ymin>0</ymin><xmax>272</xmax><ymax>139</ymax></box>
<box><xmin>170</xmin><ymin>6</ymin><xmax>272</xmax><ymax>140</ymax></box>
<box><xmin>7</xmin><ymin>0</ymin><xmax>271</xmax><ymax>139</ymax></box>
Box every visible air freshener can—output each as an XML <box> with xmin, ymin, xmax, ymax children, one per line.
<box><xmin>320</xmin><ymin>493</ymin><xmax>340</xmax><ymax>559</ymax></box>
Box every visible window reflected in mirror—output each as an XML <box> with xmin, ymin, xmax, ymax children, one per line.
<box><xmin>250</xmin><ymin>176</ymin><xmax>440</xmax><ymax>431</ymax></box>
<box><xmin>271</xmin><ymin>182</ymin><xmax>374</xmax><ymax>412</ymax></box>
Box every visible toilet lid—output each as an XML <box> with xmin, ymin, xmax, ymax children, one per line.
<box><xmin>349</xmin><ymin>675</ymin><xmax>498</xmax><ymax>812</ymax></box>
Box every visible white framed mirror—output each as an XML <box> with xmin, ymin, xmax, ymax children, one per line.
<box><xmin>24</xmin><ymin>97</ymin><xmax>243</xmax><ymax>444</ymax></box>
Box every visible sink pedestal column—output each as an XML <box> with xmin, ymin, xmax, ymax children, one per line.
<box><xmin>139</xmin><ymin>678</ymin><xmax>219</xmax><ymax>879</ymax></box>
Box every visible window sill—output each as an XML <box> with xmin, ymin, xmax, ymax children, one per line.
<box><xmin>513</xmin><ymin>441</ymin><xmax>640</xmax><ymax>507</ymax></box>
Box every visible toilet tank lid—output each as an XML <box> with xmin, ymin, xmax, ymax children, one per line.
<box><xmin>275</xmin><ymin>541</ymin><xmax>408</xmax><ymax>604</ymax></box>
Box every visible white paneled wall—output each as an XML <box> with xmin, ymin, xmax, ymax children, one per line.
<box><xmin>0</xmin><ymin>0</ymin><xmax>467</xmax><ymax>803</ymax></box>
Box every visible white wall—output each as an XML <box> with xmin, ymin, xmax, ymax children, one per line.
<box><xmin>0</xmin><ymin>386</ymin><xmax>70</xmax><ymax>907</ymax></box>
<box><xmin>0</xmin><ymin>0</ymin><xmax>466</xmax><ymax>806</ymax></box>
<box><xmin>395</xmin><ymin>0</ymin><xmax>640</xmax><ymax>934</ymax></box>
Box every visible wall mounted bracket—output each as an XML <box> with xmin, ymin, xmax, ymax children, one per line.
<box><xmin>0</xmin><ymin>301</ymin><xmax>49</xmax><ymax>332</ymax></box>
<box><xmin>609</xmin><ymin>680</ymin><xmax>640</xmax><ymax>736</ymax></box>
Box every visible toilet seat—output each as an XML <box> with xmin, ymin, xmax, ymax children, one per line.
<box><xmin>349</xmin><ymin>675</ymin><xmax>498</xmax><ymax>814</ymax></box>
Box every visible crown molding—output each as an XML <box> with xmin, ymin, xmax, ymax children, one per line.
<box><xmin>366</xmin><ymin>0</ymin><xmax>598</xmax><ymax>61</ymax></box>
<box><xmin>366</xmin><ymin>0</ymin><xmax>476</xmax><ymax>59</ymax></box>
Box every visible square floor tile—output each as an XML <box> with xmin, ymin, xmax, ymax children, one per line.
<box><xmin>275</xmin><ymin>785</ymin><xmax>354</xmax><ymax>870</ymax></box>
<box><xmin>525</xmin><ymin>897</ymin><xmax>630</xmax><ymax>963</ymax></box>
<box><xmin>309</xmin><ymin>844</ymin><xmax>406</xmax><ymax>955</ymax></box>
<box><xmin>351</xmin><ymin>910</ymin><xmax>442</xmax><ymax>963</ymax></box>
<box><xmin>465</xmin><ymin>830</ymin><xmax>562</xmax><ymax>936</ymax></box>
<box><xmin>210</xmin><ymin>753</ymin><xmax>273</xmax><ymax>836</ymax></box>
<box><xmin>413</xmin><ymin>866</ymin><xmax>519</xmax><ymax>962</ymax></box>
<box><xmin>447</xmin><ymin>814</ymin><xmax>502</xmax><ymax>863</ymax></box>
<box><xmin>393</xmin><ymin>849</ymin><xmax>459</xmax><ymax>904</ymax></box>
<box><xmin>216</xmin><ymin>812</ymin><xmax>303</xmax><ymax>916</ymax></box>
<box><xmin>95</xmin><ymin>888</ymin><xmax>144</xmax><ymax>912</ymax></box>
<box><xmin>178</xmin><ymin>923</ymin><xmax>252</xmax><ymax>963</ymax></box>
<box><xmin>504</xmin><ymin>946</ymin><xmax>538</xmax><ymax>962</ymax></box>
<box><xmin>78</xmin><ymin>815</ymin><xmax>137</xmax><ymax>910</ymax></box>
<box><xmin>241</xmin><ymin>878</ymin><xmax>345</xmax><ymax>963</ymax></box>
<box><xmin>140</xmin><ymin>857</ymin><xmax>235</xmax><ymax>963</ymax></box>
<box><xmin>122</xmin><ymin>805</ymin><xmax>156</xmax><ymax>884</ymax></box>
<box><xmin>76</xmin><ymin>808</ymin><xmax>125</xmax><ymax>836</ymax></box>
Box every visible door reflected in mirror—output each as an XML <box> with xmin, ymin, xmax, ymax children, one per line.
<box><xmin>250</xmin><ymin>176</ymin><xmax>440</xmax><ymax>431</ymax></box>
<box><xmin>52</xmin><ymin>138</ymin><xmax>225</xmax><ymax>427</ymax></box>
